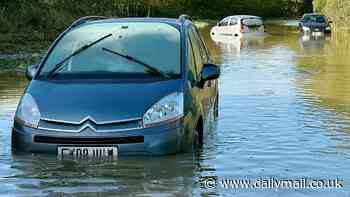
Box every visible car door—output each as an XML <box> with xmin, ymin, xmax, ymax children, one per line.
<box><xmin>218</xmin><ymin>17</ymin><xmax>230</xmax><ymax>36</ymax></box>
<box><xmin>194</xmin><ymin>26</ymin><xmax>218</xmax><ymax>113</ymax></box>
<box><xmin>228</xmin><ymin>17</ymin><xmax>239</xmax><ymax>35</ymax></box>
<box><xmin>188</xmin><ymin>26</ymin><xmax>212</xmax><ymax>119</ymax></box>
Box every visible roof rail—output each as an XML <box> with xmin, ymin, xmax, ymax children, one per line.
<box><xmin>69</xmin><ymin>16</ymin><xmax>109</xmax><ymax>29</ymax></box>
<box><xmin>178</xmin><ymin>14</ymin><xmax>191</xmax><ymax>23</ymax></box>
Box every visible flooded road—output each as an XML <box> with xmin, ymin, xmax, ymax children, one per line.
<box><xmin>1</xmin><ymin>24</ymin><xmax>350</xmax><ymax>196</ymax></box>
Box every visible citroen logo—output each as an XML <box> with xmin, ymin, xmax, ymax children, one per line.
<box><xmin>79</xmin><ymin>116</ymin><xmax>98</xmax><ymax>124</ymax></box>
<box><xmin>79</xmin><ymin>122</ymin><xmax>98</xmax><ymax>132</ymax></box>
<box><xmin>78</xmin><ymin>116</ymin><xmax>98</xmax><ymax>132</ymax></box>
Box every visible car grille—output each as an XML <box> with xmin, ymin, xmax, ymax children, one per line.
<box><xmin>38</xmin><ymin>117</ymin><xmax>143</xmax><ymax>133</ymax></box>
<box><xmin>34</xmin><ymin>135</ymin><xmax>144</xmax><ymax>144</ymax></box>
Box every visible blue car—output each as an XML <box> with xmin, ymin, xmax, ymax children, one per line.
<box><xmin>12</xmin><ymin>15</ymin><xmax>220</xmax><ymax>157</ymax></box>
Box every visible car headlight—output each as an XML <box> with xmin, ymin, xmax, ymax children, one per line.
<box><xmin>143</xmin><ymin>92</ymin><xmax>184</xmax><ymax>127</ymax></box>
<box><xmin>15</xmin><ymin>93</ymin><xmax>41</xmax><ymax>128</ymax></box>
<box><xmin>303</xmin><ymin>26</ymin><xmax>310</xmax><ymax>31</ymax></box>
<box><xmin>325</xmin><ymin>26</ymin><xmax>331</xmax><ymax>31</ymax></box>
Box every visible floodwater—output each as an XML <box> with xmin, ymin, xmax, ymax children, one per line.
<box><xmin>1</xmin><ymin>23</ymin><xmax>350</xmax><ymax>196</ymax></box>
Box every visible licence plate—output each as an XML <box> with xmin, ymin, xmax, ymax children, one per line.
<box><xmin>58</xmin><ymin>146</ymin><xmax>118</xmax><ymax>158</ymax></box>
<box><xmin>312</xmin><ymin>32</ymin><xmax>323</xmax><ymax>36</ymax></box>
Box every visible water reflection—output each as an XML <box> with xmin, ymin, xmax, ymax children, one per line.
<box><xmin>211</xmin><ymin>35</ymin><xmax>243</xmax><ymax>56</ymax></box>
<box><xmin>297</xmin><ymin>32</ymin><xmax>350</xmax><ymax>117</ymax></box>
<box><xmin>210</xmin><ymin>34</ymin><xmax>267</xmax><ymax>56</ymax></box>
<box><xmin>299</xmin><ymin>34</ymin><xmax>331</xmax><ymax>52</ymax></box>
<box><xmin>6</xmin><ymin>153</ymin><xmax>199</xmax><ymax>196</ymax></box>
<box><xmin>0</xmin><ymin>72</ymin><xmax>26</xmax><ymax>160</ymax></box>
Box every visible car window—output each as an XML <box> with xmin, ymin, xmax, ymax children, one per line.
<box><xmin>219</xmin><ymin>17</ymin><xmax>230</xmax><ymax>26</ymax></box>
<box><xmin>187</xmin><ymin>38</ymin><xmax>197</xmax><ymax>81</ymax></box>
<box><xmin>39</xmin><ymin>22</ymin><xmax>181</xmax><ymax>78</ymax></box>
<box><xmin>191</xmin><ymin>26</ymin><xmax>209</xmax><ymax>64</ymax></box>
<box><xmin>188</xmin><ymin>28</ymin><xmax>203</xmax><ymax>76</ymax></box>
<box><xmin>303</xmin><ymin>15</ymin><xmax>326</xmax><ymax>23</ymax></box>
<box><xmin>230</xmin><ymin>18</ymin><xmax>238</xmax><ymax>26</ymax></box>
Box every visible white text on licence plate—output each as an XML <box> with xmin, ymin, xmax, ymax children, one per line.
<box><xmin>58</xmin><ymin>146</ymin><xmax>118</xmax><ymax>158</ymax></box>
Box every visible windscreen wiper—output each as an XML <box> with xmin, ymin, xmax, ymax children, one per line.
<box><xmin>46</xmin><ymin>33</ymin><xmax>112</xmax><ymax>79</ymax></box>
<box><xmin>102</xmin><ymin>47</ymin><xmax>170</xmax><ymax>79</ymax></box>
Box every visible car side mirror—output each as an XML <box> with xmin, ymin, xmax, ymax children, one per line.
<box><xmin>217</xmin><ymin>22</ymin><xmax>221</xmax><ymax>27</ymax></box>
<box><xmin>26</xmin><ymin>64</ymin><xmax>39</xmax><ymax>80</ymax></box>
<box><xmin>201</xmin><ymin>63</ymin><xmax>220</xmax><ymax>82</ymax></box>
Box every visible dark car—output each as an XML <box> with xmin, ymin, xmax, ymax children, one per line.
<box><xmin>299</xmin><ymin>13</ymin><xmax>332</xmax><ymax>34</ymax></box>
<box><xmin>12</xmin><ymin>15</ymin><xmax>220</xmax><ymax>157</ymax></box>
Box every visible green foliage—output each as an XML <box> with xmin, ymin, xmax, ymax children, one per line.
<box><xmin>0</xmin><ymin>0</ymin><xmax>313</xmax><ymax>36</ymax></box>
<box><xmin>313</xmin><ymin>0</ymin><xmax>327</xmax><ymax>12</ymax></box>
<box><xmin>313</xmin><ymin>0</ymin><xmax>350</xmax><ymax>30</ymax></box>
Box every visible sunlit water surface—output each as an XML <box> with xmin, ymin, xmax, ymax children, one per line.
<box><xmin>1</xmin><ymin>24</ymin><xmax>350</xmax><ymax>196</ymax></box>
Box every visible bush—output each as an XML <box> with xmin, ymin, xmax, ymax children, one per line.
<box><xmin>314</xmin><ymin>0</ymin><xmax>350</xmax><ymax>30</ymax></box>
<box><xmin>0</xmin><ymin>0</ymin><xmax>313</xmax><ymax>37</ymax></box>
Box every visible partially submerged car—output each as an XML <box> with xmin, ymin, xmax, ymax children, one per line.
<box><xmin>299</xmin><ymin>13</ymin><xmax>332</xmax><ymax>35</ymax></box>
<box><xmin>211</xmin><ymin>15</ymin><xmax>264</xmax><ymax>37</ymax></box>
<box><xmin>12</xmin><ymin>15</ymin><xmax>220</xmax><ymax>157</ymax></box>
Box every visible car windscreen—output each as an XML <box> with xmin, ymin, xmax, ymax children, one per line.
<box><xmin>242</xmin><ymin>18</ymin><xmax>263</xmax><ymax>26</ymax></box>
<box><xmin>303</xmin><ymin>15</ymin><xmax>326</xmax><ymax>23</ymax></box>
<box><xmin>39</xmin><ymin>22</ymin><xmax>181</xmax><ymax>78</ymax></box>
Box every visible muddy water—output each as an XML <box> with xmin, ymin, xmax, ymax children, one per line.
<box><xmin>1</xmin><ymin>24</ymin><xmax>350</xmax><ymax>196</ymax></box>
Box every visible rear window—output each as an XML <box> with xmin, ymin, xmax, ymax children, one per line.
<box><xmin>242</xmin><ymin>18</ymin><xmax>263</xmax><ymax>26</ymax></box>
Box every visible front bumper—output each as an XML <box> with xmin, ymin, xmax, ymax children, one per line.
<box><xmin>302</xmin><ymin>27</ymin><xmax>331</xmax><ymax>34</ymax></box>
<box><xmin>12</xmin><ymin>119</ymin><xmax>187</xmax><ymax>156</ymax></box>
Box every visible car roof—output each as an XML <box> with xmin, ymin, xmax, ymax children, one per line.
<box><xmin>303</xmin><ymin>13</ymin><xmax>325</xmax><ymax>17</ymax></box>
<box><xmin>77</xmin><ymin>17</ymin><xmax>188</xmax><ymax>30</ymax></box>
<box><xmin>231</xmin><ymin>15</ymin><xmax>262</xmax><ymax>19</ymax></box>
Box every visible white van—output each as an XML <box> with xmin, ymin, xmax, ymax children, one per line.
<box><xmin>211</xmin><ymin>15</ymin><xmax>264</xmax><ymax>37</ymax></box>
